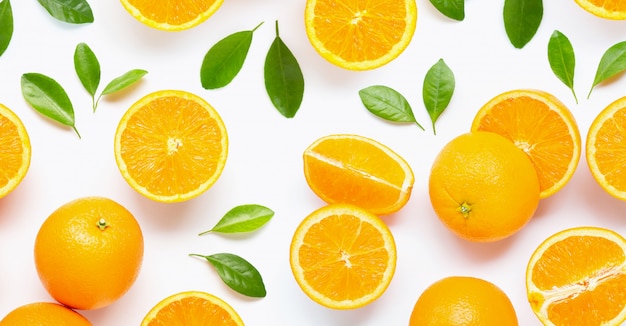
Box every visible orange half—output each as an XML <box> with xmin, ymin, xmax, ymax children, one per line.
<box><xmin>0</xmin><ymin>103</ymin><xmax>30</xmax><ymax>199</ymax></box>
<box><xmin>141</xmin><ymin>291</ymin><xmax>244</xmax><ymax>326</ymax></box>
<box><xmin>120</xmin><ymin>0</ymin><xmax>225</xmax><ymax>31</ymax></box>
<box><xmin>573</xmin><ymin>0</ymin><xmax>626</xmax><ymax>19</ymax></box>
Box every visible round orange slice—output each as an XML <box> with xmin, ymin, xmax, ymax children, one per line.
<box><xmin>114</xmin><ymin>90</ymin><xmax>228</xmax><ymax>203</ymax></box>
<box><xmin>289</xmin><ymin>203</ymin><xmax>397</xmax><ymax>309</ymax></box>
<box><xmin>526</xmin><ymin>226</ymin><xmax>626</xmax><ymax>325</ymax></box>
<box><xmin>141</xmin><ymin>291</ymin><xmax>244</xmax><ymax>325</ymax></box>
<box><xmin>0</xmin><ymin>103</ymin><xmax>30</xmax><ymax>199</ymax></box>
<box><xmin>573</xmin><ymin>0</ymin><xmax>626</xmax><ymax>20</ymax></box>
<box><xmin>471</xmin><ymin>89</ymin><xmax>581</xmax><ymax>199</ymax></box>
<box><xmin>304</xmin><ymin>0</ymin><xmax>418</xmax><ymax>70</ymax></box>
<box><xmin>120</xmin><ymin>0</ymin><xmax>225</xmax><ymax>31</ymax></box>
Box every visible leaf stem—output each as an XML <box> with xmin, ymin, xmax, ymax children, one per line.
<box><xmin>73</xmin><ymin>125</ymin><xmax>81</xmax><ymax>139</ymax></box>
<box><xmin>274</xmin><ymin>20</ymin><xmax>279</xmax><ymax>36</ymax></box>
<box><xmin>189</xmin><ymin>253</ymin><xmax>206</xmax><ymax>259</ymax></box>
<box><xmin>252</xmin><ymin>21</ymin><xmax>264</xmax><ymax>32</ymax></box>
<box><xmin>198</xmin><ymin>229</ymin><xmax>213</xmax><ymax>236</ymax></box>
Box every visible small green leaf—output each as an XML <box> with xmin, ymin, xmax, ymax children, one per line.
<box><xmin>21</xmin><ymin>73</ymin><xmax>80</xmax><ymax>138</ymax></box>
<box><xmin>588</xmin><ymin>41</ymin><xmax>626</xmax><ymax>99</ymax></box>
<box><xmin>101</xmin><ymin>69</ymin><xmax>147</xmax><ymax>95</ymax></box>
<box><xmin>503</xmin><ymin>0</ymin><xmax>543</xmax><ymax>49</ymax></box>
<box><xmin>547</xmin><ymin>30</ymin><xmax>577</xmax><ymax>103</ymax></box>
<box><xmin>201</xmin><ymin>22</ymin><xmax>263</xmax><ymax>89</ymax></box>
<box><xmin>74</xmin><ymin>42</ymin><xmax>101</xmax><ymax>110</ymax></box>
<box><xmin>358</xmin><ymin>85</ymin><xmax>425</xmax><ymax>130</ymax></box>
<box><xmin>429</xmin><ymin>0</ymin><xmax>464</xmax><ymax>20</ymax></box>
<box><xmin>200</xmin><ymin>204</ymin><xmax>274</xmax><ymax>235</ymax></box>
<box><xmin>190</xmin><ymin>253</ymin><xmax>266</xmax><ymax>298</ymax></box>
<box><xmin>264</xmin><ymin>21</ymin><xmax>304</xmax><ymax>118</ymax></box>
<box><xmin>37</xmin><ymin>0</ymin><xmax>94</xmax><ymax>24</ymax></box>
<box><xmin>423</xmin><ymin>59</ymin><xmax>455</xmax><ymax>135</ymax></box>
<box><xmin>0</xmin><ymin>0</ymin><xmax>13</xmax><ymax>57</ymax></box>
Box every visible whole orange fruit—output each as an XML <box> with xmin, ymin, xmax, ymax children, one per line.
<box><xmin>0</xmin><ymin>302</ymin><xmax>91</xmax><ymax>325</ymax></box>
<box><xmin>409</xmin><ymin>276</ymin><xmax>519</xmax><ymax>325</ymax></box>
<box><xmin>34</xmin><ymin>197</ymin><xmax>144</xmax><ymax>310</ymax></box>
<box><xmin>429</xmin><ymin>131</ymin><xmax>540</xmax><ymax>242</ymax></box>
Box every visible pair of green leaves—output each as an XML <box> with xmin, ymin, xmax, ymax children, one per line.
<box><xmin>359</xmin><ymin>59</ymin><xmax>455</xmax><ymax>135</ymax></box>
<box><xmin>191</xmin><ymin>204</ymin><xmax>274</xmax><ymax>298</ymax></box>
<box><xmin>200</xmin><ymin>21</ymin><xmax>304</xmax><ymax>118</ymax></box>
<box><xmin>0</xmin><ymin>0</ymin><xmax>12</xmax><ymax>58</ymax></box>
<box><xmin>37</xmin><ymin>0</ymin><xmax>93</xmax><ymax>24</ymax></box>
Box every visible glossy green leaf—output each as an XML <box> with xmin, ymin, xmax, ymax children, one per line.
<box><xmin>100</xmin><ymin>69</ymin><xmax>147</xmax><ymax>95</ymax></box>
<box><xmin>358</xmin><ymin>85</ymin><xmax>425</xmax><ymax>130</ymax></box>
<box><xmin>548</xmin><ymin>30</ymin><xmax>577</xmax><ymax>103</ymax></box>
<box><xmin>37</xmin><ymin>0</ymin><xmax>94</xmax><ymax>24</ymax></box>
<box><xmin>423</xmin><ymin>59</ymin><xmax>455</xmax><ymax>135</ymax></box>
<box><xmin>74</xmin><ymin>42</ymin><xmax>101</xmax><ymax>110</ymax></box>
<box><xmin>21</xmin><ymin>73</ymin><xmax>80</xmax><ymax>138</ymax></box>
<box><xmin>201</xmin><ymin>22</ymin><xmax>263</xmax><ymax>89</ymax></box>
<box><xmin>429</xmin><ymin>0</ymin><xmax>464</xmax><ymax>21</ymax></box>
<box><xmin>588</xmin><ymin>41</ymin><xmax>626</xmax><ymax>99</ymax></box>
<box><xmin>264</xmin><ymin>21</ymin><xmax>304</xmax><ymax>118</ymax></box>
<box><xmin>503</xmin><ymin>0</ymin><xmax>543</xmax><ymax>49</ymax></box>
<box><xmin>190</xmin><ymin>253</ymin><xmax>266</xmax><ymax>298</ymax></box>
<box><xmin>0</xmin><ymin>0</ymin><xmax>13</xmax><ymax>57</ymax></box>
<box><xmin>199</xmin><ymin>204</ymin><xmax>274</xmax><ymax>235</ymax></box>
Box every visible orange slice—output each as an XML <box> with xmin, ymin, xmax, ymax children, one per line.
<box><xmin>526</xmin><ymin>226</ymin><xmax>626</xmax><ymax>325</ymax></box>
<box><xmin>114</xmin><ymin>90</ymin><xmax>228</xmax><ymax>203</ymax></box>
<box><xmin>290</xmin><ymin>204</ymin><xmax>397</xmax><ymax>309</ymax></box>
<box><xmin>141</xmin><ymin>291</ymin><xmax>244</xmax><ymax>326</ymax></box>
<box><xmin>303</xmin><ymin>134</ymin><xmax>414</xmax><ymax>216</ymax></box>
<box><xmin>471</xmin><ymin>89</ymin><xmax>581</xmax><ymax>199</ymax></box>
<box><xmin>120</xmin><ymin>0</ymin><xmax>225</xmax><ymax>31</ymax></box>
<box><xmin>573</xmin><ymin>0</ymin><xmax>626</xmax><ymax>19</ymax></box>
<box><xmin>0</xmin><ymin>103</ymin><xmax>30</xmax><ymax>199</ymax></box>
<box><xmin>304</xmin><ymin>0</ymin><xmax>418</xmax><ymax>70</ymax></box>
<box><xmin>586</xmin><ymin>96</ymin><xmax>626</xmax><ymax>200</ymax></box>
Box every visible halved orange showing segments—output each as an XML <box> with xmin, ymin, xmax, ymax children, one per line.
<box><xmin>0</xmin><ymin>103</ymin><xmax>30</xmax><ymax>199</ymax></box>
<box><xmin>526</xmin><ymin>226</ymin><xmax>626</xmax><ymax>325</ymax></box>
<box><xmin>120</xmin><ymin>0</ymin><xmax>225</xmax><ymax>31</ymax></box>
<box><xmin>573</xmin><ymin>0</ymin><xmax>626</xmax><ymax>19</ymax></box>
<box><xmin>141</xmin><ymin>291</ymin><xmax>244</xmax><ymax>325</ymax></box>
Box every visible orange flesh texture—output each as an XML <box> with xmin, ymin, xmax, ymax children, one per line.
<box><xmin>144</xmin><ymin>296</ymin><xmax>239</xmax><ymax>326</ymax></box>
<box><xmin>584</xmin><ymin>0</ymin><xmax>626</xmax><ymax>11</ymax></box>
<box><xmin>473</xmin><ymin>95</ymin><xmax>578</xmax><ymax>197</ymax></box>
<box><xmin>118</xmin><ymin>96</ymin><xmax>226</xmax><ymax>198</ymax></box>
<box><xmin>589</xmin><ymin>106</ymin><xmax>626</xmax><ymax>193</ymax></box>
<box><xmin>298</xmin><ymin>213</ymin><xmax>391</xmax><ymax>302</ymax></box>
<box><xmin>530</xmin><ymin>235</ymin><xmax>626</xmax><ymax>325</ymax></box>
<box><xmin>0</xmin><ymin>114</ymin><xmax>25</xmax><ymax>190</ymax></box>
<box><xmin>123</xmin><ymin>0</ymin><xmax>218</xmax><ymax>25</ymax></box>
<box><xmin>309</xmin><ymin>0</ymin><xmax>410</xmax><ymax>63</ymax></box>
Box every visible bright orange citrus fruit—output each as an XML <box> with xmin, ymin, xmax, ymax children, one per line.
<box><xmin>120</xmin><ymin>0</ymin><xmax>225</xmax><ymax>31</ymax></box>
<box><xmin>304</xmin><ymin>0</ymin><xmax>418</xmax><ymax>70</ymax></box>
<box><xmin>0</xmin><ymin>103</ymin><xmax>30</xmax><ymax>199</ymax></box>
<box><xmin>0</xmin><ymin>302</ymin><xmax>91</xmax><ymax>326</ymax></box>
<box><xmin>409</xmin><ymin>276</ymin><xmax>519</xmax><ymax>325</ymax></box>
<box><xmin>303</xmin><ymin>134</ymin><xmax>414</xmax><ymax>216</ymax></box>
<box><xmin>114</xmin><ymin>90</ymin><xmax>228</xmax><ymax>203</ymax></box>
<box><xmin>141</xmin><ymin>291</ymin><xmax>244</xmax><ymax>326</ymax></box>
<box><xmin>526</xmin><ymin>226</ymin><xmax>626</xmax><ymax>325</ymax></box>
<box><xmin>573</xmin><ymin>0</ymin><xmax>626</xmax><ymax>19</ymax></box>
<box><xmin>429</xmin><ymin>131</ymin><xmax>540</xmax><ymax>242</ymax></box>
<box><xmin>34</xmin><ymin>197</ymin><xmax>144</xmax><ymax>310</ymax></box>
<box><xmin>289</xmin><ymin>203</ymin><xmax>397</xmax><ymax>309</ymax></box>
<box><xmin>471</xmin><ymin>89</ymin><xmax>581</xmax><ymax>199</ymax></box>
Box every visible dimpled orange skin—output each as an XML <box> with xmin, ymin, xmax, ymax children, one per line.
<box><xmin>0</xmin><ymin>302</ymin><xmax>92</xmax><ymax>325</ymax></box>
<box><xmin>34</xmin><ymin>197</ymin><xmax>144</xmax><ymax>310</ymax></box>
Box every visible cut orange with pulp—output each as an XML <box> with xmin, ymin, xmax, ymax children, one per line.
<box><xmin>303</xmin><ymin>134</ymin><xmax>414</xmax><ymax>216</ymax></box>
<box><xmin>471</xmin><ymin>89</ymin><xmax>581</xmax><ymax>199</ymax></box>
<box><xmin>114</xmin><ymin>90</ymin><xmax>228</xmax><ymax>203</ymax></box>
<box><xmin>304</xmin><ymin>0</ymin><xmax>418</xmax><ymax>70</ymax></box>
<box><xmin>141</xmin><ymin>291</ymin><xmax>244</xmax><ymax>326</ymax></box>
<box><xmin>573</xmin><ymin>0</ymin><xmax>626</xmax><ymax>19</ymax></box>
<box><xmin>290</xmin><ymin>203</ymin><xmax>397</xmax><ymax>309</ymax></box>
<box><xmin>586</xmin><ymin>96</ymin><xmax>626</xmax><ymax>200</ymax></box>
<box><xmin>0</xmin><ymin>103</ymin><xmax>30</xmax><ymax>199</ymax></box>
<box><xmin>120</xmin><ymin>0</ymin><xmax>224</xmax><ymax>31</ymax></box>
<box><xmin>526</xmin><ymin>226</ymin><xmax>626</xmax><ymax>326</ymax></box>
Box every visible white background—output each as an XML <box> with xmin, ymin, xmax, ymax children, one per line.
<box><xmin>1</xmin><ymin>0</ymin><xmax>626</xmax><ymax>325</ymax></box>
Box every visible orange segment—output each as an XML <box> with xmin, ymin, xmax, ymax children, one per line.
<box><xmin>0</xmin><ymin>103</ymin><xmax>30</xmax><ymax>199</ymax></box>
<box><xmin>304</xmin><ymin>0</ymin><xmax>417</xmax><ymax>70</ymax></box>
<box><xmin>114</xmin><ymin>90</ymin><xmax>228</xmax><ymax>203</ymax></box>
<box><xmin>526</xmin><ymin>226</ymin><xmax>626</xmax><ymax>325</ymax></box>
<box><xmin>141</xmin><ymin>291</ymin><xmax>244</xmax><ymax>326</ymax></box>
<box><xmin>289</xmin><ymin>204</ymin><xmax>397</xmax><ymax>309</ymax></box>
<box><xmin>573</xmin><ymin>0</ymin><xmax>626</xmax><ymax>19</ymax></box>
<box><xmin>471</xmin><ymin>89</ymin><xmax>581</xmax><ymax>199</ymax></box>
<box><xmin>586</xmin><ymin>96</ymin><xmax>626</xmax><ymax>200</ymax></box>
<box><xmin>120</xmin><ymin>0</ymin><xmax>225</xmax><ymax>31</ymax></box>
<box><xmin>303</xmin><ymin>134</ymin><xmax>414</xmax><ymax>215</ymax></box>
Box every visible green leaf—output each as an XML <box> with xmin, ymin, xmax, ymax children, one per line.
<box><xmin>264</xmin><ymin>21</ymin><xmax>304</xmax><ymax>118</ymax></box>
<box><xmin>0</xmin><ymin>0</ymin><xmax>13</xmax><ymax>57</ymax></box>
<box><xmin>201</xmin><ymin>22</ymin><xmax>263</xmax><ymax>89</ymax></box>
<box><xmin>503</xmin><ymin>0</ymin><xmax>543</xmax><ymax>49</ymax></box>
<box><xmin>429</xmin><ymin>0</ymin><xmax>464</xmax><ymax>21</ymax></box>
<box><xmin>358</xmin><ymin>85</ymin><xmax>425</xmax><ymax>130</ymax></box>
<box><xmin>199</xmin><ymin>204</ymin><xmax>274</xmax><ymax>235</ymax></box>
<box><xmin>100</xmin><ymin>69</ymin><xmax>148</xmax><ymax>95</ymax></box>
<box><xmin>588</xmin><ymin>41</ymin><xmax>626</xmax><ymax>99</ymax></box>
<box><xmin>74</xmin><ymin>42</ymin><xmax>101</xmax><ymax>110</ymax></box>
<box><xmin>36</xmin><ymin>0</ymin><xmax>94</xmax><ymax>24</ymax></box>
<box><xmin>21</xmin><ymin>73</ymin><xmax>80</xmax><ymax>138</ymax></box>
<box><xmin>190</xmin><ymin>253</ymin><xmax>266</xmax><ymax>298</ymax></box>
<box><xmin>423</xmin><ymin>59</ymin><xmax>455</xmax><ymax>135</ymax></box>
<box><xmin>547</xmin><ymin>30</ymin><xmax>577</xmax><ymax>103</ymax></box>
